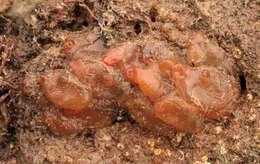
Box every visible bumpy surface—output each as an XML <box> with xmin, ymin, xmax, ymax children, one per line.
<box><xmin>1</xmin><ymin>0</ymin><xmax>258</xmax><ymax>163</ymax></box>
<box><xmin>35</xmin><ymin>34</ymin><xmax>120</xmax><ymax>135</ymax></box>
<box><xmin>36</xmin><ymin>31</ymin><xmax>240</xmax><ymax>135</ymax></box>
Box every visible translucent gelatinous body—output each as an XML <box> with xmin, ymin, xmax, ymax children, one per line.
<box><xmin>186</xmin><ymin>32</ymin><xmax>225</xmax><ymax>67</ymax></box>
<box><xmin>38</xmin><ymin>69</ymin><xmax>117</xmax><ymax>135</ymax></box>
<box><xmin>154</xmin><ymin>92</ymin><xmax>202</xmax><ymax>133</ymax></box>
<box><xmin>103</xmin><ymin>35</ymin><xmax>240</xmax><ymax>134</ymax></box>
<box><xmin>103</xmin><ymin>43</ymin><xmax>139</xmax><ymax>66</ymax></box>
<box><xmin>125</xmin><ymin>92</ymin><xmax>176</xmax><ymax>136</ymax></box>
<box><xmin>172</xmin><ymin>64</ymin><xmax>240</xmax><ymax>119</ymax></box>
<box><xmin>42</xmin><ymin>107</ymin><xmax>88</xmax><ymax>136</ymax></box>
<box><xmin>37</xmin><ymin>34</ymin><xmax>119</xmax><ymax>135</ymax></box>
<box><xmin>35</xmin><ymin>32</ymin><xmax>240</xmax><ymax>136</ymax></box>
<box><xmin>186</xmin><ymin>32</ymin><xmax>236</xmax><ymax>74</ymax></box>
<box><xmin>69</xmin><ymin>58</ymin><xmax>116</xmax><ymax>88</ymax></box>
<box><xmin>131</xmin><ymin>64</ymin><xmax>163</xmax><ymax>101</ymax></box>
<box><xmin>38</xmin><ymin>70</ymin><xmax>92</xmax><ymax>117</ymax></box>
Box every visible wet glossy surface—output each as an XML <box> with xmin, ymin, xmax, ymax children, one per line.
<box><xmin>171</xmin><ymin>64</ymin><xmax>240</xmax><ymax>119</ymax></box>
<box><xmin>69</xmin><ymin>58</ymin><xmax>117</xmax><ymax>88</ymax></box>
<box><xmin>38</xmin><ymin>70</ymin><xmax>92</xmax><ymax>117</ymax></box>
<box><xmin>37</xmin><ymin>34</ymin><xmax>119</xmax><ymax>135</ymax></box>
<box><xmin>186</xmin><ymin>32</ymin><xmax>236</xmax><ymax>75</ymax></box>
<box><xmin>154</xmin><ymin>92</ymin><xmax>202</xmax><ymax>133</ymax></box>
<box><xmin>130</xmin><ymin>64</ymin><xmax>163</xmax><ymax>102</ymax></box>
<box><xmin>103</xmin><ymin>34</ymin><xmax>240</xmax><ymax>134</ymax></box>
<box><xmin>186</xmin><ymin>32</ymin><xmax>225</xmax><ymax>67</ymax></box>
<box><xmin>38</xmin><ymin>32</ymin><xmax>240</xmax><ymax>135</ymax></box>
<box><xmin>38</xmin><ymin>69</ymin><xmax>117</xmax><ymax>135</ymax></box>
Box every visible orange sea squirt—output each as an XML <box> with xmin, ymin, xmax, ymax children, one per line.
<box><xmin>38</xmin><ymin>70</ymin><xmax>92</xmax><ymax>117</ymax></box>
<box><xmin>171</xmin><ymin>64</ymin><xmax>240</xmax><ymax>119</ymax></box>
<box><xmin>35</xmin><ymin>31</ymin><xmax>241</xmax><ymax>136</ymax></box>
<box><xmin>130</xmin><ymin>64</ymin><xmax>163</xmax><ymax>102</ymax></box>
<box><xmin>154</xmin><ymin>92</ymin><xmax>202</xmax><ymax>133</ymax></box>
<box><xmin>103</xmin><ymin>43</ymin><xmax>138</xmax><ymax>66</ymax></box>
<box><xmin>69</xmin><ymin>58</ymin><xmax>116</xmax><ymax>88</ymax></box>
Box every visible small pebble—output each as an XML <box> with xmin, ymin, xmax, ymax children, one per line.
<box><xmin>162</xmin><ymin>23</ymin><xmax>172</xmax><ymax>33</ymax></box>
<box><xmin>215</xmin><ymin>126</ymin><xmax>222</xmax><ymax>134</ymax></box>
<box><xmin>233</xmin><ymin>48</ymin><xmax>242</xmax><ymax>59</ymax></box>
<box><xmin>168</xmin><ymin>32</ymin><xmax>178</xmax><ymax>42</ymax></box>
<box><xmin>166</xmin><ymin>149</ymin><xmax>172</xmax><ymax>157</ymax></box>
<box><xmin>176</xmin><ymin>133</ymin><xmax>184</xmax><ymax>143</ymax></box>
<box><xmin>247</xmin><ymin>93</ymin><xmax>253</xmax><ymax>100</ymax></box>
<box><xmin>201</xmin><ymin>155</ymin><xmax>208</xmax><ymax>162</ymax></box>
<box><xmin>220</xmin><ymin>146</ymin><xmax>227</xmax><ymax>154</ymax></box>
<box><xmin>233</xmin><ymin>135</ymin><xmax>240</xmax><ymax>140</ymax></box>
<box><xmin>249</xmin><ymin>114</ymin><xmax>256</xmax><ymax>121</ymax></box>
<box><xmin>148</xmin><ymin>139</ymin><xmax>155</xmax><ymax>148</ymax></box>
<box><xmin>170</xmin><ymin>13</ymin><xmax>178</xmax><ymax>22</ymax></box>
<box><xmin>154</xmin><ymin>148</ymin><xmax>162</xmax><ymax>155</ymax></box>
<box><xmin>117</xmin><ymin>143</ymin><xmax>124</xmax><ymax>150</ymax></box>
<box><xmin>124</xmin><ymin>152</ymin><xmax>129</xmax><ymax>156</ymax></box>
<box><xmin>133</xmin><ymin>145</ymin><xmax>140</xmax><ymax>153</ymax></box>
<box><xmin>47</xmin><ymin>154</ymin><xmax>55</xmax><ymax>162</ymax></box>
<box><xmin>66</xmin><ymin>156</ymin><xmax>73</xmax><ymax>163</ymax></box>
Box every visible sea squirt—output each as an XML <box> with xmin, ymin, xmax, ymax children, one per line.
<box><xmin>171</xmin><ymin>64</ymin><xmax>240</xmax><ymax>119</ymax></box>
<box><xmin>35</xmin><ymin>32</ymin><xmax>240</xmax><ymax>136</ymax></box>
<box><xmin>38</xmin><ymin>70</ymin><xmax>92</xmax><ymax>117</ymax></box>
<box><xmin>154</xmin><ymin>92</ymin><xmax>202</xmax><ymax>133</ymax></box>
<box><xmin>103</xmin><ymin>33</ymin><xmax>240</xmax><ymax>134</ymax></box>
<box><xmin>38</xmin><ymin>69</ymin><xmax>117</xmax><ymax>135</ymax></box>
<box><xmin>37</xmin><ymin>34</ymin><xmax>119</xmax><ymax>136</ymax></box>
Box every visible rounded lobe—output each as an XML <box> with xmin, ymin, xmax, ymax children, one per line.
<box><xmin>132</xmin><ymin>64</ymin><xmax>163</xmax><ymax>102</ymax></box>
<box><xmin>186</xmin><ymin>32</ymin><xmax>225</xmax><ymax>67</ymax></box>
<box><xmin>103</xmin><ymin>46</ymin><xmax>126</xmax><ymax>65</ymax></box>
<box><xmin>38</xmin><ymin>70</ymin><xmax>92</xmax><ymax>117</ymax></box>
<box><xmin>171</xmin><ymin>64</ymin><xmax>240</xmax><ymax>119</ymax></box>
<box><xmin>64</xmin><ymin>33</ymin><xmax>107</xmax><ymax>61</ymax></box>
<box><xmin>159</xmin><ymin>59</ymin><xmax>176</xmax><ymax>76</ymax></box>
<box><xmin>42</xmin><ymin>107</ymin><xmax>86</xmax><ymax>136</ymax></box>
<box><xmin>103</xmin><ymin>43</ymin><xmax>139</xmax><ymax>75</ymax></box>
<box><xmin>191</xmin><ymin>67</ymin><xmax>240</xmax><ymax>119</ymax></box>
<box><xmin>69</xmin><ymin>58</ymin><xmax>116</xmax><ymax>88</ymax></box>
<box><xmin>171</xmin><ymin>64</ymin><xmax>196</xmax><ymax>101</ymax></box>
<box><xmin>124</xmin><ymin>92</ymin><xmax>176</xmax><ymax>136</ymax></box>
<box><xmin>154</xmin><ymin>92</ymin><xmax>202</xmax><ymax>133</ymax></box>
<box><xmin>63</xmin><ymin>40</ymin><xmax>75</xmax><ymax>53</ymax></box>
